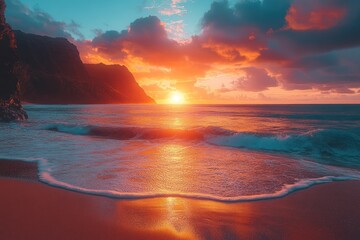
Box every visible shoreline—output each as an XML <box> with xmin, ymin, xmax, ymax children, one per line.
<box><xmin>1</xmin><ymin>159</ymin><xmax>360</xmax><ymax>239</ymax></box>
<box><xmin>2</xmin><ymin>158</ymin><xmax>358</xmax><ymax>203</ymax></box>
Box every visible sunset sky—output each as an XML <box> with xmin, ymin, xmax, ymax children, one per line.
<box><xmin>5</xmin><ymin>0</ymin><xmax>360</xmax><ymax>103</ymax></box>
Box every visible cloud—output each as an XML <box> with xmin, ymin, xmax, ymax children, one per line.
<box><xmin>235</xmin><ymin>67</ymin><xmax>278</xmax><ymax>92</ymax></box>
<box><xmin>202</xmin><ymin>0</ymin><xmax>291</xmax><ymax>31</ymax></box>
<box><xmin>92</xmin><ymin>16</ymin><xmax>183</xmax><ymax>66</ymax></box>
<box><xmin>91</xmin><ymin>15</ymin><xmax>249</xmax><ymax>67</ymax></box>
<box><xmin>194</xmin><ymin>0</ymin><xmax>360</xmax><ymax>94</ymax></box>
<box><xmin>5</xmin><ymin>0</ymin><xmax>83</xmax><ymax>39</ymax></box>
<box><xmin>165</xmin><ymin>20</ymin><xmax>185</xmax><ymax>41</ymax></box>
<box><xmin>278</xmin><ymin>47</ymin><xmax>360</xmax><ymax>92</ymax></box>
<box><xmin>87</xmin><ymin>0</ymin><xmax>360</xmax><ymax>101</ymax></box>
<box><xmin>200</xmin><ymin>0</ymin><xmax>291</xmax><ymax>52</ymax></box>
<box><xmin>159</xmin><ymin>0</ymin><xmax>187</xmax><ymax>16</ymax></box>
<box><xmin>5</xmin><ymin>0</ymin><xmax>360</xmax><ymax>102</ymax></box>
<box><xmin>285</xmin><ymin>1</ymin><xmax>346</xmax><ymax>31</ymax></box>
<box><xmin>201</xmin><ymin>0</ymin><xmax>360</xmax><ymax>56</ymax></box>
<box><xmin>267</xmin><ymin>1</ymin><xmax>360</xmax><ymax>55</ymax></box>
<box><xmin>141</xmin><ymin>0</ymin><xmax>189</xmax><ymax>40</ymax></box>
<box><xmin>144</xmin><ymin>0</ymin><xmax>188</xmax><ymax>17</ymax></box>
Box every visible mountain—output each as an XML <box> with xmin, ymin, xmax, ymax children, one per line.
<box><xmin>14</xmin><ymin>31</ymin><xmax>92</xmax><ymax>103</ymax></box>
<box><xmin>84</xmin><ymin>63</ymin><xmax>154</xmax><ymax>103</ymax></box>
<box><xmin>0</xmin><ymin>0</ymin><xmax>27</xmax><ymax>121</ymax></box>
<box><xmin>12</xmin><ymin>30</ymin><xmax>155</xmax><ymax>104</ymax></box>
<box><xmin>1</xmin><ymin>0</ymin><xmax>154</xmax><ymax>121</ymax></box>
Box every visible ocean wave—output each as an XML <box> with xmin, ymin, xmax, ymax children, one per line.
<box><xmin>45</xmin><ymin>124</ymin><xmax>360</xmax><ymax>167</ymax></box>
<box><xmin>258</xmin><ymin>113</ymin><xmax>360</xmax><ymax>121</ymax></box>
<box><xmin>45</xmin><ymin>124</ymin><xmax>232</xmax><ymax>140</ymax></box>
<box><xmin>208</xmin><ymin>129</ymin><xmax>360</xmax><ymax>167</ymax></box>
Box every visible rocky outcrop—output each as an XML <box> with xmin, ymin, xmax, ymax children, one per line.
<box><xmin>0</xmin><ymin>100</ymin><xmax>28</xmax><ymax>122</ymax></box>
<box><xmin>14</xmin><ymin>30</ymin><xmax>93</xmax><ymax>103</ymax></box>
<box><xmin>9</xmin><ymin>30</ymin><xmax>154</xmax><ymax>104</ymax></box>
<box><xmin>85</xmin><ymin>64</ymin><xmax>155</xmax><ymax>103</ymax></box>
<box><xmin>1</xmin><ymin>3</ymin><xmax>153</xmax><ymax>106</ymax></box>
<box><xmin>0</xmin><ymin>0</ymin><xmax>27</xmax><ymax>121</ymax></box>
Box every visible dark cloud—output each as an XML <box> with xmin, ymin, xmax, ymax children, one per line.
<box><xmin>287</xmin><ymin>53</ymin><xmax>339</xmax><ymax>70</ymax></box>
<box><xmin>202</xmin><ymin>0</ymin><xmax>291</xmax><ymax>31</ymax></box>
<box><xmin>197</xmin><ymin>0</ymin><xmax>360</xmax><ymax>93</ymax></box>
<box><xmin>92</xmin><ymin>16</ymin><xmax>183</xmax><ymax>65</ymax></box>
<box><xmin>199</xmin><ymin>0</ymin><xmax>360</xmax><ymax>57</ymax></box>
<box><xmin>5</xmin><ymin>0</ymin><xmax>83</xmax><ymax>39</ymax></box>
<box><xmin>263</xmin><ymin>0</ymin><xmax>360</xmax><ymax>55</ymax></box>
<box><xmin>91</xmin><ymin>0</ymin><xmax>360</xmax><ymax>94</ymax></box>
<box><xmin>92</xmin><ymin>15</ymin><xmax>248</xmax><ymax>67</ymax></box>
<box><xmin>92</xmin><ymin>30</ymin><xmax>127</xmax><ymax>59</ymax></box>
<box><xmin>235</xmin><ymin>67</ymin><xmax>278</xmax><ymax>92</ymax></box>
<box><xmin>5</xmin><ymin>0</ymin><xmax>360</xmax><ymax>97</ymax></box>
<box><xmin>278</xmin><ymin>47</ymin><xmax>360</xmax><ymax>92</ymax></box>
<box><xmin>198</xmin><ymin>0</ymin><xmax>291</xmax><ymax>53</ymax></box>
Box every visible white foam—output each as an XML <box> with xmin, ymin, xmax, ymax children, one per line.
<box><xmin>1</xmin><ymin>156</ymin><xmax>359</xmax><ymax>203</ymax></box>
<box><xmin>38</xmin><ymin>171</ymin><xmax>358</xmax><ymax>203</ymax></box>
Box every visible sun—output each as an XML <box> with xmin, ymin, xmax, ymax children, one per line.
<box><xmin>169</xmin><ymin>91</ymin><xmax>185</xmax><ymax>104</ymax></box>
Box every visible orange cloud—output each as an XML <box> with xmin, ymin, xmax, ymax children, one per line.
<box><xmin>78</xmin><ymin>1</ymin><xmax>360</xmax><ymax>104</ymax></box>
<box><xmin>285</xmin><ymin>1</ymin><xmax>346</xmax><ymax>30</ymax></box>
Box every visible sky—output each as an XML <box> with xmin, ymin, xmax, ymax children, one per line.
<box><xmin>4</xmin><ymin>0</ymin><xmax>360</xmax><ymax>104</ymax></box>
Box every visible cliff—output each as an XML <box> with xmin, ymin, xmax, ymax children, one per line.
<box><xmin>85</xmin><ymin>64</ymin><xmax>155</xmax><ymax>103</ymax></box>
<box><xmin>0</xmin><ymin>0</ymin><xmax>27</xmax><ymax>121</ymax></box>
<box><xmin>7</xmin><ymin>30</ymin><xmax>154</xmax><ymax>104</ymax></box>
<box><xmin>14</xmin><ymin>31</ymin><xmax>93</xmax><ymax>103</ymax></box>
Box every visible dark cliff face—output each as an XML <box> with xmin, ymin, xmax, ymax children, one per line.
<box><xmin>9</xmin><ymin>30</ymin><xmax>154</xmax><ymax>104</ymax></box>
<box><xmin>85</xmin><ymin>64</ymin><xmax>155</xmax><ymax>103</ymax></box>
<box><xmin>14</xmin><ymin>30</ymin><xmax>93</xmax><ymax>103</ymax></box>
<box><xmin>0</xmin><ymin>0</ymin><xmax>17</xmax><ymax>101</ymax></box>
<box><xmin>0</xmin><ymin>0</ymin><xmax>27</xmax><ymax>121</ymax></box>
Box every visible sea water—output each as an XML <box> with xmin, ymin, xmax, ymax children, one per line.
<box><xmin>0</xmin><ymin>104</ymin><xmax>360</xmax><ymax>201</ymax></box>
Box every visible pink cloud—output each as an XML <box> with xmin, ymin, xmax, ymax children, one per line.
<box><xmin>159</xmin><ymin>0</ymin><xmax>187</xmax><ymax>16</ymax></box>
<box><xmin>235</xmin><ymin>67</ymin><xmax>278</xmax><ymax>92</ymax></box>
<box><xmin>285</xmin><ymin>0</ymin><xmax>346</xmax><ymax>30</ymax></box>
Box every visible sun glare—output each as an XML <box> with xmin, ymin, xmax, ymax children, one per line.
<box><xmin>170</xmin><ymin>91</ymin><xmax>185</xmax><ymax>104</ymax></box>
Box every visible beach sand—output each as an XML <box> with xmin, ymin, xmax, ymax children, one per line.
<box><xmin>0</xmin><ymin>160</ymin><xmax>360</xmax><ymax>240</ymax></box>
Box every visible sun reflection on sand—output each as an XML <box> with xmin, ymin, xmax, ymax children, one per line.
<box><xmin>2</xmin><ymin>178</ymin><xmax>360</xmax><ymax>239</ymax></box>
<box><xmin>127</xmin><ymin>141</ymin><xmax>258</xmax><ymax>238</ymax></box>
<box><xmin>166</xmin><ymin>197</ymin><xmax>193</xmax><ymax>234</ymax></box>
<box><xmin>108</xmin><ymin>196</ymin><xmax>255</xmax><ymax>239</ymax></box>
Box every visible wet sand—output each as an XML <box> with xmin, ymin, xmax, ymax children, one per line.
<box><xmin>0</xmin><ymin>160</ymin><xmax>360</xmax><ymax>240</ymax></box>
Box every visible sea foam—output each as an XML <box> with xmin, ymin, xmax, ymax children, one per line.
<box><xmin>0</xmin><ymin>156</ymin><xmax>359</xmax><ymax>202</ymax></box>
<box><xmin>35</xmin><ymin>163</ymin><xmax>360</xmax><ymax>202</ymax></box>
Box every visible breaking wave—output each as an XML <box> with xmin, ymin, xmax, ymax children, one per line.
<box><xmin>45</xmin><ymin>124</ymin><xmax>232</xmax><ymax>140</ymax></box>
<box><xmin>208</xmin><ymin>129</ymin><xmax>360</xmax><ymax>167</ymax></box>
<box><xmin>45</xmin><ymin>124</ymin><xmax>360</xmax><ymax>167</ymax></box>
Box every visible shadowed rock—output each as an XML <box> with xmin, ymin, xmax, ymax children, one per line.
<box><xmin>12</xmin><ymin>30</ymin><xmax>154</xmax><ymax>104</ymax></box>
<box><xmin>0</xmin><ymin>0</ymin><xmax>28</xmax><ymax>122</ymax></box>
<box><xmin>84</xmin><ymin>63</ymin><xmax>155</xmax><ymax>103</ymax></box>
<box><xmin>0</xmin><ymin>1</ymin><xmax>153</xmax><ymax>105</ymax></box>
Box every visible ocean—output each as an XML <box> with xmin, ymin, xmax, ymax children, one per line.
<box><xmin>1</xmin><ymin>104</ymin><xmax>360</xmax><ymax>201</ymax></box>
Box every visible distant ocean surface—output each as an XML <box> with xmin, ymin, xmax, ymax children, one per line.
<box><xmin>1</xmin><ymin>104</ymin><xmax>360</xmax><ymax>201</ymax></box>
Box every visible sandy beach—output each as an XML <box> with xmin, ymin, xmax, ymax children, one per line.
<box><xmin>0</xmin><ymin>160</ymin><xmax>359</xmax><ymax>240</ymax></box>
